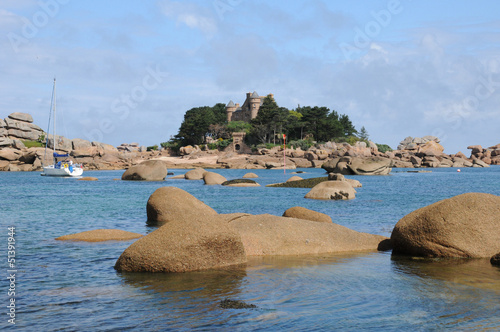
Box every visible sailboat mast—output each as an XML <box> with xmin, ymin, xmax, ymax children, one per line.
<box><xmin>53</xmin><ymin>78</ymin><xmax>56</xmax><ymax>154</ymax></box>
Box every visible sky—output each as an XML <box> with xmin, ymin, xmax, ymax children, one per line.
<box><xmin>1</xmin><ymin>0</ymin><xmax>499</xmax><ymax>153</ymax></box>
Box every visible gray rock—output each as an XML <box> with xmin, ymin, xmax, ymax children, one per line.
<box><xmin>12</xmin><ymin>139</ymin><xmax>25</xmax><ymax>150</ymax></box>
<box><xmin>473</xmin><ymin>159</ymin><xmax>489</xmax><ymax>168</ymax></box>
<box><xmin>348</xmin><ymin>157</ymin><xmax>392</xmax><ymax>175</ymax></box>
<box><xmin>46</xmin><ymin>134</ymin><xmax>72</xmax><ymax>152</ymax></box>
<box><xmin>8</xmin><ymin>112</ymin><xmax>33</xmax><ymax>123</ymax></box>
<box><xmin>0</xmin><ymin>137</ymin><xmax>13</xmax><ymax>147</ymax></box>
<box><xmin>72</xmin><ymin>138</ymin><xmax>92</xmax><ymax>150</ymax></box>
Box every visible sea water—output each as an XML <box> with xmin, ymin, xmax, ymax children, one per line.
<box><xmin>0</xmin><ymin>167</ymin><xmax>499</xmax><ymax>331</ymax></box>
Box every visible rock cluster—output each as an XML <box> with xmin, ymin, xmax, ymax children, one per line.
<box><xmin>322</xmin><ymin>156</ymin><xmax>391</xmax><ymax>175</ymax></box>
<box><xmin>114</xmin><ymin>187</ymin><xmax>387</xmax><ymax>272</ymax></box>
<box><xmin>1</xmin><ymin>113</ymin><xmax>498</xmax><ymax>172</ymax></box>
<box><xmin>467</xmin><ymin>144</ymin><xmax>500</xmax><ymax>166</ymax></box>
<box><xmin>0</xmin><ymin>112</ymin><xmax>171</xmax><ymax>171</ymax></box>
<box><xmin>117</xmin><ymin>143</ymin><xmax>146</xmax><ymax>153</ymax></box>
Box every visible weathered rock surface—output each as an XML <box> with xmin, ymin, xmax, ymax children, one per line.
<box><xmin>230</xmin><ymin>214</ymin><xmax>386</xmax><ymax>256</ymax></box>
<box><xmin>242</xmin><ymin>172</ymin><xmax>258</xmax><ymax>178</ymax></box>
<box><xmin>184</xmin><ymin>167</ymin><xmax>207</xmax><ymax>180</ymax></box>
<box><xmin>114</xmin><ymin>214</ymin><xmax>247</xmax><ymax>272</ymax></box>
<box><xmin>286</xmin><ymin>175</ymin><xmax>303</xmax><ymax>182</ymax></box>
<box><xmin>56</xmin><ymin>229</ymin><xmax>142</xmax><ymax>242</ymax></box>
<box><xmin>305</xmin><ymin>180</ymin><xmax>356</xmax><ymax>200</ymax></box>
<box><xmin>146</xmin><ymin>186</ymin><xmax>217</xmax><ymax>225</ymax></box>
<box><xmin>222</xmin><ymin>179</ymin><xmax>260</xmax><ymax>187</ymax></box>
<box><xmin>203</xmin><ymin>171</ymin><xmax>227</xmax><ymax>185</ymax></box>
<box><xmin>348</xmin><ymin>157</ymin><xmax>392</xmax><ymax>175</ymax></box>
<box><xmin>391</xmin><ymin>193</ymin><xmax>500</xmax><ymax>258</ymax></box>
<box><xmin>78</xmin><ymin>177</ymin><xmax>98</xmax><ymax>181</ymax></box>
<box><xmin>121</xmin><ymin>160</ymin><xmax>167</xmax><ymax>181</ymax></box>
<box><xmin>283</xmin><ymin>206</ymin><xmax>332</xmax><ymax>223</ymax></box>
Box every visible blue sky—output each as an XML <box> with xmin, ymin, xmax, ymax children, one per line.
<box><xmin>1</xmin><ymin>0</ymin><xmax>499</xmax><ymax>153</ymax></box>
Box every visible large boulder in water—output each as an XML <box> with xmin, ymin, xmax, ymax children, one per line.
<box><xmin>304</xmin><ymin>181</ymin><xmax>356</xmax><ymax>200</ymax></box>
<box><xmin>203</xmin><ymin>171</ymin><xmax>227</xmax><ymax>185</ymax></box>
<box><xmin>146</xmin><ymin>186</ymin><xmax>217</xmax><ymax>225</ymax></box>
<box><xmin>391</xmin><ymin>193</ymin><xmax>500</xmax><ymax>258</ymax></box>
<box><xmin>229</xmin><ymin>214</ymin><xmax>386</xmax><ymax>256</ymax></box>
<box><xmin>114</xmin><ymin>214</ymin><xmax>247</xmax><ymax>272</ymax></box>
<box><xmin>348</xmin><ymin>157</ymin><xmax>391</xmax><ymax>175</ymax></box>
<box><xmin>283</xmin><ymin>206</ymin><xmax>332</xmax><ymax>223</ymax></box>
<box><xmin>121</xmin><ymin>160</ymin><xmax>167</xmax><ymax>181</ymax></box>
<box><xmin>184</xmin><ymin>167</ymin><xmax>207</xmax><ymax>180</ymax></box>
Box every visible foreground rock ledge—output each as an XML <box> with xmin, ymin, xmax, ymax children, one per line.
<box><xmin>56</xmin><ymin>229</ymin><xmax>143</xmax><ymax>242</ymax></box>
<box><xmin>116</xmin><ymin>187</ymin><xmax>388</xmax><ymax>273</ymax></box>
<box><xmin>115</xmin><ymin>214</ymin><xmax>247</xmax><ymax>273</ymax></box>
<box><xmin>391</xmin><ymin>193</ymin><xmax>500</xmax><ymax>258</ymax></box>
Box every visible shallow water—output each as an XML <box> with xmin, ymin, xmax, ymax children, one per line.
<box><xmin>1</xmin><ymin>166</ymin><xmax>499</xmax><ymax>330</ymax></box>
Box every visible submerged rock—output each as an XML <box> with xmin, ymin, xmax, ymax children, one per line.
<box><xmin>219</xmin><ymin>299</ymin><xmax>257</xmax><ymax>309</ymax></box>
<box><xmin>391</xmin><ymin>193</ymin><xmax>500</xmax><ymax>258</ymax></box>
<box><xmin>78</xmin><ymin>177</ymin><xmax>98</xmax><ymax>181</ymax></box>
<box><xmin>56</xmin><ymin>229</ymin><xmax>142</xmax><ymax>242</ymax></box>
<box><xmin>222</xmin><ymin>179</ymin><xmax>260</xmax><ymax>187</ymax></box>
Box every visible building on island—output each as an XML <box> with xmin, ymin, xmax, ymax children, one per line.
<box><xmin>226</xmin><ymin>91</ymin><xmax>274</xmax><ymax>122</ymax></box>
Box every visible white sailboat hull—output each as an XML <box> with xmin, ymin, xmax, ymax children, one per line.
<box><xmin>42</xmin><ymin>164</ymin><xmax>83</xmax><ymax>177</ymax></box>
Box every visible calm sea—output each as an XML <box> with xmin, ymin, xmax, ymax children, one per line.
<box><xmin>1</xmin><ymin>166</ymin><xmax>499</xmax><ymax>331</ymax></box>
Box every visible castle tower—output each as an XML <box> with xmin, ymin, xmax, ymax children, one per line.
<box><xmin>226</xmin><ymin>100</ymin><xmax>236</xmax><ymax>122</ymax></box>
<box><xmin>249</xmin><ymin>91</ymin><xmax>260</xmax><ymax>119</ymax></box>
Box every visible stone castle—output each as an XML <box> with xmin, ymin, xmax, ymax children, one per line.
<box><xmin>226</xmin><ymin>91</ymin><xmax>274</xmax><ymax>122</ymax></box>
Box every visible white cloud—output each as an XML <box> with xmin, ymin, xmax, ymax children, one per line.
<box><xmin>160</xmin><ymin>0</ymin><xmax>217</xmax><ymax>37</ymax></box>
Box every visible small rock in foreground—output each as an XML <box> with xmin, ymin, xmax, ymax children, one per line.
<box><xmin>219</xmin><ymin>299</ymin><xmax>257</xmax><ymax>309</ymax></box>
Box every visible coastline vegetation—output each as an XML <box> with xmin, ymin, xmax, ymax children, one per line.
<box><xmin>160</xmin><ymin>96</ymin><xmax>393</xmax><ymax>152</ymax></box>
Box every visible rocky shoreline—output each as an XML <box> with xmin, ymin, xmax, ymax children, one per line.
<box><xmin>1</xmin><ymin>112</ymin><xmax>498</xmax><ymax>172</ymax></box>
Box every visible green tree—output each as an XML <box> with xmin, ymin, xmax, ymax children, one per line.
<box><xmin>250</xmin><ymin>96</ymin><xmax>289</xmax><ymax>143</ymax></box>
<box><xmin>358</xmin><ymin>126</ymin><xmax>369</xmax><ymax>141</ymax></box>
<box><xmin>174</xmin><ymin>103</ymin><xmax>226</xmax><ymax>146</ymax></box>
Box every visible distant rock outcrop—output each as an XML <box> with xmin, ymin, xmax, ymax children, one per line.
<box><xmin>391</xmin><ymin>193</ymin><xmax>500</xmax><ymax>258</ymax></box>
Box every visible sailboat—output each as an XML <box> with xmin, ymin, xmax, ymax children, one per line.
<box><xmin>41</xmin><ymin>78</ymin><xmax>84</xmax><ymax>177</ymax></box>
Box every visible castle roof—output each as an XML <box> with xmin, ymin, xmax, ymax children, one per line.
<box><xmin>250</xmin><ymin>91</ymin><xmax>259</xmax><ymax>99</ymax></box>
<box><xmin>226</xmin><ymin>100</ymin><xmax>235</xmax><ymax>107</ymax></box>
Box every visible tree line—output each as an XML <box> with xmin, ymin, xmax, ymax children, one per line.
<box><xmin>169</xmin><ymin>95</ymin><xmax>369</xmax><ymax>148</ymax></box>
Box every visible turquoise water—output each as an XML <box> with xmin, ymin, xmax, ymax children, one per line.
<box><xmin>1</xmin><ymin>167</ymin><xmax>499</xmax><ymax>331</ymax></box>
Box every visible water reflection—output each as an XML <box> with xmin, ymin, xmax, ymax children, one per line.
<box><xmin>391</xmin><ymin>256</ymin><xmax>500</xmax><ymax>291</ymax></box>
